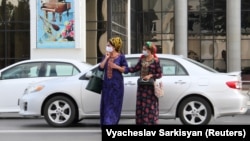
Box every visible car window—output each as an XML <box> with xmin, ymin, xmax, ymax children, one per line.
<box><xmin>1</xmin><ymin>62</ymin><xmax>43</xmax><ymax>79</ymax></box>
<box><xmin>123</xmin><ymin>58</ymin><xmax>140</xmax><ymax>77</ymax></box>
<box><xmin>124</xmin><ymin>57</ymin><xmax>187</xmax><ymax>77</ymax></box>
<box><xmin>184</xmin><ymin>57</ymin><xmax>218</xmax><ymax>73</ymax></box>
<box><xmin>45</xmin><ymin>62</ymin><xmax>80</xmax><ymax>77</ymax></box>
<box><xmin>160</xmin><ymin>59</ymin><xmax>187</xmax><ymax>76</ymax></box>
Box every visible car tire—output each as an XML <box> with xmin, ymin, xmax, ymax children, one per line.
<box><xmin>43</xmin><ymin>96</ymin><xmax>76</xmax><ymax>127</ymax></box>
<box><xmin>178</xmin><ymin>96</ymin><xmax>212</xmax><ymax>125</ymax></box>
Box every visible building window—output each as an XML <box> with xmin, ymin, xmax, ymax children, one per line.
<box><xmin>241</xmin><ymin>0</ymin><xmax>250</xmax><ymax>70</ymax></box>
<box><xmin>133</xmin><ymin>0</ymin><xmax>175</xmax><ymax>54</ymax></box>
<box><xmin>108</xmin><ymin>0</ymin><xmax>128</xmax><ymax>54</ymax></box>
<box><xmin>0</xmin><ymin>0</ymin><xmax>30</xmax><ymax>69</ymax></box>
<box><xmin>188</xmin><ymin>0</ymin><xmax>226</xmax><ymax>72</ymax></box>
<box><xmin>86</xmin><ymin>0</ymin><xmax>128</xmax><ymax>64</ymax></box>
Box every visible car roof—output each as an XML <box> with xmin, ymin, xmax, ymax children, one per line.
<box><xmin>0</xmin><ymin>58</ymin><xmax>92</xmax><ymax>71</ymax></box>
<box><xmin>18</xmin><ymin>58</ymin><xmax>85</xmax><ymax>63</ymax></box>
<box><xmin>125</xmin><ymin>53</ymin><xmax>184</xmax><ymax>59</ymax></box>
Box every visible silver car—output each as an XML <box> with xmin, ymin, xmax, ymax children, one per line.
<box><xmin>19</xmin><ymin>54</ymin><xmax>249</xmax><ymax>126</ymax></box>
<box><xmin>0</xmin><ymin>58</ymin><xmax>92</xmax><ymax>113</ymax></box>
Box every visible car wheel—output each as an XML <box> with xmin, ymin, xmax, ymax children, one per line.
<box><xmin>178</xmin><ymin>97</ymin><xmax>212</xmax><ymax>125</ymax></box>
<box><xmin>43</xmin><ymin>96</ymin><xmax>76</xmax><ymax>127</ymax></box>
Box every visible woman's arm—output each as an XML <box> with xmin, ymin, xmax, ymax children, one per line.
<box><xmin>152</xmin><ymin>59</ymin><xmax>162</xmax><ymax>79</ymax></box>
<box><xmin>128</xmin><ymin>58</ymin><xmax>142</xmax><ymax>73</ymax></box>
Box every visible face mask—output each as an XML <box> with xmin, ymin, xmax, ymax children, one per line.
<box><xmin>142</xmin><ymin>50</ymin><xmax>148</xmax><ymax>56</ymax></box>
<box><xmin>106</xmin><ymin>46</ymin><xmax>113</xmax><ymax>52</ymax></box>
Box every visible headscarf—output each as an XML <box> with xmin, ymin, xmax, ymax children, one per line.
<box><xmin>109</xmin><ymin>37</ymin><xmax>122</xmax><ymax>52</ymax></box>
<box><xmin>144</xmin><ymin>41</ymin><xmax>157</xmax><ymax>58</ymax></box>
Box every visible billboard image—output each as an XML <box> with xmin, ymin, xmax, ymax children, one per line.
<box><xmin>37</xmin><ymin>0</ymin><xmax>75</xmax><ymax>48</ymax></box>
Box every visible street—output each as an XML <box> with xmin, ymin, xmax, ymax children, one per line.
<box><xmin>1</xmin><ymin>111</ymin><xmax>250</xmax><ymax>141</ymax></box>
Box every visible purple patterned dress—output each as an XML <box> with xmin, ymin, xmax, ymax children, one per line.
<box><xmin>128</xmin><ymin>55</ymin><xmax>162</xmax><ymax>125</ymax></box>
<box><xmin>99</xmin><ymin>54</ymin><xmax>128</xmax><ymax>125</ymax></box>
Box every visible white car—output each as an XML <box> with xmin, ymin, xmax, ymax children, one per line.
<box><xmin>0</xmin><ymin>59</ymin><xmax>92</xmax><ymax>113</ymax></box>
<box><xmin>19</xmin><ymin>54</ymin><xmax>249</xmax><ymax>126</ymax></box>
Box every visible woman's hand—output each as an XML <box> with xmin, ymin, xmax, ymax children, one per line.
<box><xmin>105</xmin><ymin>52</ymin><xmax>110</xmax><ymax>59</ymax></box>
<box><xmin>109</xmin><ymin>62</ymin><xmax>121</xmax><ymax>70</ymax></box>
<box><xmin>143</xmin><ymin>74</ymin><xmax>153</xmax><ymax>80</ymax></box>
<box><xmin>100</xmin><ymin>53</ymin><xmax>110</xmax><ymax>69</ymax></box>
<box><xmin>109</xmin><ymin>62</ymin><xmax>125</xmax><ymax>73</ymax></box>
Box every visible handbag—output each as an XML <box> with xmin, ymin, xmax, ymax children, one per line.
<box><xmin>86</xmin><ymin>70</ymin><xmax>103</xmax><ymax>94</ymax></box>
<box><xmin>137</xmin><ymin>78</ymin><xmax>154</xmax><ymax>86</ymax></box>
<box><xmin>154</xmin><ymin>79</ymin><xmax>164</xmax><ymax>98</ymax></box>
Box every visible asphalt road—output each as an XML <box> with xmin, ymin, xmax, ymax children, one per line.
<box><xmin>1</xmin><ymin>112</ymin><xmax>250</xmax><ymax>141</ymax></box>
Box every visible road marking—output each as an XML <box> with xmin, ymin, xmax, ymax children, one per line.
<box><xmin>0</xmin><ymin>130</ymin><xmax>101</xmax><ymax>133</ymax></box>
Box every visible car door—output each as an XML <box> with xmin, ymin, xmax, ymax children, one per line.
<box><xmin>0</xmin><ymin>62</ymin><xmax>44</xmax><ymax>112</ymax></box>
<box><xmin>122</xmin><ymin>58</ymin><xmax>141</xmax><ymax>115</ymax></box>
<box><xmin>80</xmin><ymin>65</ymin><xmax>102</xmax><ymax>115</ymax></box>
<box><xmin>0</xmin><ymin>61</ymin><xmax>81</xmax><ymax>113</ymax></box>
<box><xmin>122</xmin><ymin>57</ymin><xmax>192</xmax><ymax>115</ymax></box>
<box><xmin>158</xmin><ymin>58</ymin><xmax>191</xmax><ymax>114</ymax></box>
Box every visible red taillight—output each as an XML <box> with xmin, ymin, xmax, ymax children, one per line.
<box><xmin>226</xmin><ymin>81</ymin><xmax>241</xmax><ymax>89</ymax></box>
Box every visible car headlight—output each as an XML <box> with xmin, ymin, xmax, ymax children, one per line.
<box><xmin>24</xmin><ymin>85</ymin><xmax>45</xmax><ymax>94</ymax></box>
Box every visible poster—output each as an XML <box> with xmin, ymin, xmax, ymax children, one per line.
<box><xmin>37</xmin><ymin>0</ymin><xmax>75</xmax><ymax>48</ymax></box>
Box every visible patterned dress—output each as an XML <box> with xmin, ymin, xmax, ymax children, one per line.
<box><xmin>129</xmin><ymin>55</ymin><xmax>162</xmax><ymax>125</ymax></box>
<box><xmin>99</xmin><ymin>54</ymin><xmax>128</xmax><ymax>125</ymax></box>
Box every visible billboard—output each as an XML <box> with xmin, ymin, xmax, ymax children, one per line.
<box><xmin>37</xmin><ymin>0</ymin><xmax>75</xmax><ymax>48</ymax></box>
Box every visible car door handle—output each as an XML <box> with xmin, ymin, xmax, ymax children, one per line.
<box><xmin>125</xmin><ymin>81</ymin><xmax>136</xmax><ymax>85</ymax></box>
<box><xmin>174</xmin><ymin>81</ymin><xmax>186</xmax><ymax>84</ymax></box>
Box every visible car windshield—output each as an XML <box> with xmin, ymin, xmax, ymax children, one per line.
<box><xmin>184</xmin><ymin>57</ymin><xmax>219</xmax><ymax>73</ymax></box>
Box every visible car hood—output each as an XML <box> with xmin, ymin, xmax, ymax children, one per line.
<box><xmin>28</xmin><ymin>76</ymin><xmax>74</xmax><ymax>87</ymax></box>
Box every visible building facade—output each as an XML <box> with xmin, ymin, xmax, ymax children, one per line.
<box><xmin>0</xmin><ymin>0</ymin><xmax>250</xmax><ymax>73</ymax></box>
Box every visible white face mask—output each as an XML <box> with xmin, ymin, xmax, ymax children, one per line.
<box><xmin>106</xmin><ymin>46</ymin><xmax>113</xmax><ymax>52</ymax></box>
<box><xmin>142</xmin><ymin>50</ymin><xmax>148</xmax><ymax>56</ymax></box>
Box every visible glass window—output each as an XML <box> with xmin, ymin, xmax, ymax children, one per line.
<box><xmin>133</xmin><ymin>0</ymin><xmax>174</xmax><ymax>54</ymax></box>
<box><xmin>188</xmin><ymin>0</ymin><xmax>200</xmax><ymax>11</ymax></box>
<box><xmin>214</xmin><ymin>0</ymin><xmax>226</xmax><ymax>11</ymax></box>
<box><xmin>0</xmin><ymin>0</ymin><xmax>30</xmax><ymax>69</ymax></box>
<box><xmin>201</xmin><ymin>40</ymin><xmax>213</xmax><ymax>59</ymax></box>
<box><xmin>185</xmin><ymin>57</ymin><xmax>218</xmax><ymax>73</ymax></box>
<box><xmin>201</xmin><ymin>12</ymin><xmax>213</xmax><ymax>34</ymax></box>
<box><xmin>241</xmin><ymin>0</ymin><xmax>250</xmax><ymax>10</ymax></box>
<box><xmin>124</xmin><ymin>57</ymin><xmax>187</xmax><ymax>77</ymax></box>
<box><xmin>214</xmin><ymin>39</ymin><xmax>226</xmax><ymax>72</ymax></box>
<box><xmin>188</xmin><ymin>12</ymin><xmax>200</xmax><ymax>34</ymax></box>
<box><xmin>241</xmin><ymin>11</ymin><xmax>250</xmax><ymax>34</ymax></box>
<box><xmin>46</xmin><ymin>62</ymin><xmax>80</xmax><ymax>77</ymax></box>
<box><xmin>162</xmin><ymin>0</ymin><xmax>174</xmax><ymax>11</ymax></box>
<box><xmin>188</xmin><ymin>0</ymin><xmax>226</xmax><ymax>72</ymax></box>
<box><xmin>200</xmin><ymin>0</ymin><xmax>213</xmax><ymax>11</ymax></box>
<box><xmin>188</xmin><ymin>39</ymin><xmax>201</xmax><ymax>62</ymax></box>
<box><xmin>160</xmin><ymin>59</ymin><xmax>187</xmax><ymax>76</ymax></box>
<box><xmin>123</xmin><ymin>58</ymin><xmax>140</xmax><ymax>77</ymax></box>
<box><xmin>1</xmin><ymin>62</ymin><xmax>42</xmax><ymax>79</ymax></box>
<box><xmin>241</xmin><ymin>0</ymin><xmax>250</xmax><ymax>70</ymax></box>
<box><xmin>161</xmin><ymin>12</ymin><xmax>174</xmax><ymax>34</ymax></box>
<box><xmin>214</xmin><ymin>12</ymin><xmax>226</xmax><ymax>34</ymax></box>
<box><xmin>110</xmin><ymin>0</ymin><xmax>128</xmax><ymax>54</ymax></box>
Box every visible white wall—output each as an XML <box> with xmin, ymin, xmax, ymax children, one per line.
<box><xmin>30</xmin><ymin>0</ymin><xmax>86</xmax><ymax>62</ymax></box>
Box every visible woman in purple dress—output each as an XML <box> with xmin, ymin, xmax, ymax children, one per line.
<box><xmin>99</xmin><ymin>37</ymin><xmax>128</xmax><ymax>126</ymax></box>
<box><xmin>128</xmin><ymin>41</ymin><xmax>162</xmax><ymax>125</ymax></box>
